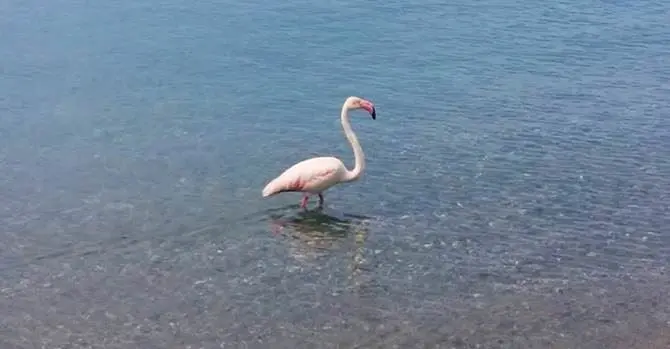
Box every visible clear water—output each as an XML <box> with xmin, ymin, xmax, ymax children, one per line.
<box><xmin>1</xmin><ymin>0</ymin><xmax>669</xmax><ymax>347</ymax></box>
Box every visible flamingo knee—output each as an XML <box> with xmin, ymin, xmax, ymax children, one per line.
<box><xmin>300</xmin><ymin>195</ymin><xmax>310</xmax><ymax>209</ymax></box>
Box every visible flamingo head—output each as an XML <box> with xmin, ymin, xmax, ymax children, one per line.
<box><xmin>345</xmin><ymin>96</ymin><xmax>376</xmax><ymax>120</ymax></box>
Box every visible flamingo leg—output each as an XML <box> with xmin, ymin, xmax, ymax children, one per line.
<box><xmin>300</xmin><ymin>194</ymin><xmax>310</xmax><ymax>209</ymax></box>
<box><xmin>318</xmin><ymin>193</ymin><xmax>324</xmax><ymax>208</ymax></box>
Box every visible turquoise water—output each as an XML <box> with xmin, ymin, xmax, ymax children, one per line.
<box><xmin>1</xmin><ymin>0</ymin><xmax>670</xmax><ymax>347</ymax></box>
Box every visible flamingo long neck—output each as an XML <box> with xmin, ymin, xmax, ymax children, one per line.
<box><xmin>341</xmin><ymin>104</ymin><xmax>365</xmax><ymax>182</ymax></box>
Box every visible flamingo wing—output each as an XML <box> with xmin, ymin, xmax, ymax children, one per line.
<box><xmin>262</xmin><ymin>157</ymin><xmax>344</xmax><ymax>197</ymax></box>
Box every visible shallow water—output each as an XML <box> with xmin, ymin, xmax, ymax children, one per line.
<box><xmin>1</xmin><ymin>0</ymin><xmax>670</xmax><ymax>347</ymax></box>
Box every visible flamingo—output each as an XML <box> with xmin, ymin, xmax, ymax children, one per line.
<box><xmin>262</xmin><ymin>96</ymin><xmax>377</xmax><ymax>209</ymax></box>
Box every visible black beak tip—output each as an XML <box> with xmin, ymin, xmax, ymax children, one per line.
<box><xmin>371</xmin><ymin>108</ymin><xmax>376</xmax><ymax>120</ymax></box>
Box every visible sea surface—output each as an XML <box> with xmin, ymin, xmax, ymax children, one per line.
<box><xmin>1</xmin><ymin>0</ymin><xmax>670</xmax><ymax>348</ymax></box>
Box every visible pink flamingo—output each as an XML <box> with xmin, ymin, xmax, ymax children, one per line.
<box><xmin>262</xmin><ymin>96</ymin><xmax>377</xmax><ymax>209</ymax></box>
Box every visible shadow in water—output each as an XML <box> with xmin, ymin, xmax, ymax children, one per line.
<box><xmin>264</xmin><ymin>205</ymin><xmax>372</xmax><ymax>285</ymax></box>
<box><xmin>267</xmin><ymin>205</ymin><xmax>371</xmax><ymax>241</ymax></box>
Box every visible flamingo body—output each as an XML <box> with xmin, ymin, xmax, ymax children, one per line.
<box><xmin>262</xmin><ymin>156</ymin><xmax>346</xmax><ymax>197</ymax></box>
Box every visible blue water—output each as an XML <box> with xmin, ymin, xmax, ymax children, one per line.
<box><xmin>1</xmin><ymin>0</ymin><xmax>670</xmax><ymax>347</ymax></box>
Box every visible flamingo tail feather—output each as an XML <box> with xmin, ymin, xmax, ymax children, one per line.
<box><xmin>262</xmin><ymin>179</ymin><xmax>281</xmax><ymax>197</ymax></box>
<box><xmin>262</xmin><ymin>174</ymin><xmax>299</xmax><ymax>197</ymax></box>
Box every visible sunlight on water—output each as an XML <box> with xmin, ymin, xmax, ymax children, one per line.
<box><xmin>0</xmin><ymin>0</ymin><xmax>669</xmax><ymax>347</ymax></box>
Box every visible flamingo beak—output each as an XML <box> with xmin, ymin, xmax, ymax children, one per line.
<box><xmin>362</xmin><ymin>101</ymin><xmax>376</xmax><ymax>120</ymax></box>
